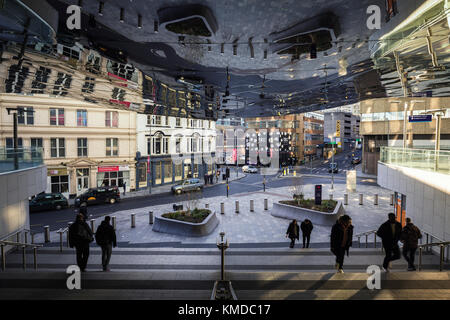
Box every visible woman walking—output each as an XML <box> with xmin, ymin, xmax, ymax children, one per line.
<box><xmin>286</xmin><ymin>219</ymin><xmax>300</xmax><ymax>248</ymax></box>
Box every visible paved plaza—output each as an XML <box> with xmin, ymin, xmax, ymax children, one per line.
<box><xmin>35</xmin><ymin>178</ymin><xmax>394</xmax><ymax>246</ymax></box>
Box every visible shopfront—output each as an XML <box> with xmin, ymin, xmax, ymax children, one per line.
<box><xmin>97</xmin><ymin>165</ymin><xmax>130</xmax><ymax>191</ymax></box>
<box><xmin>47</xmin><ymin>167</ymin><xmax>69</xmax><ymax>198</ymax></box>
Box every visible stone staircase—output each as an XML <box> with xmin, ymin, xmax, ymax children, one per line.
<box><xmin>1</xmin><ymin>243</ymin><xmax>449</xmax><ymax>300</ymax></box>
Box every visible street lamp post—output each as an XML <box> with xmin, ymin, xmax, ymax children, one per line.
<box><xmin>216</xmin><ymin>232</ymin><xmax>229</xmax><ymax>281</ymax></box>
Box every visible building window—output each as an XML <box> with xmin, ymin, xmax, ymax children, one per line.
<box><xmin>50</xmin><ymin>138</ymin><xmax>65</xmax><ymax>158</ymax></box>
<box><xmin>176</xmin><ymin>117</ymin><xmax>181</xmax><ymax>127</ymax></box>
<box><xmin>30</xmin><ymin>138</ymin><xmax>42</xmax><ymax>150</ymax></box>
<box><xmin>175</xmin><ymin>163</ymin><xmax>183</xmax><ymax>181</ymax></box>
<box><xmin>17</xmin><ymin>107</ymin><xmax>34</xmax><ymax>125</ymax></box>
<box><xmin>176</xmin><ymin>137</ymin><xmax>181</xmax><ymax>153</ymax></box>
<box><xmin>82</xmin><ymin>77</ymin><xmax>95</xmax><ymax>93</ymax></box>
<box><xmin>50</xmin><ymin>108</ymin><xmax>64</xmax><ymax>126</ymax></box>
<box><xmin>153</xmin><ymin>135</ymin><xmax>162</xmax><ymax>155</ymax></box>
<box><xmin>164</xmin><ymin>162</ymin><xmax>172</xmax><ymax>183</ymax></box>
<box><xmin>105</xmin><ymin>111</ymin><xmax>118</xmax><ymax>127</ymax></box>
<box><xmin>76</xmin><ymin>168</ymin><xmax>89</xmax><ymax>192</ymax></box>
<box><xmin>51</xmin><ymin>175</ymin><xmax>69</xmax><ymax>193</ymax></box>
<box><xmin>77</xmin><ymin>138</ymin><xmax>88</xmax><ymax>157</ymax></box>
<box><xmin>52</xmin><ymin>72</ymin><xmax>72</xmax><ymax>96</ymax></box>
<box><xmin>106</xmin><ymin>138</ymin><xmax>118</xmax><ymax>156</ymax></box>
<box><xmin>77</xmin><ymin>110</ymin><xmax>87</xmax><ymax>127</ymax></box>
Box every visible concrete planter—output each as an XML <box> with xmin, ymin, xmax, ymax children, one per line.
<box><xmin>271</xmin><ymin>201</ymin><xmax>345</xmax><ymax>226</ymax></box>
<box><xmin>152</xmin><ymin>211</ymin><xmax>219</xmax><ymax>237</ymax></box>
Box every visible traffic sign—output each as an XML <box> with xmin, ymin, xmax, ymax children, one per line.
<box><xmin>409</xmin><ymin>115</ymin><xmax>432</xmax><ymax>123</ymax></box>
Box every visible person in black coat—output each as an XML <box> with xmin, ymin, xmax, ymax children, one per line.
<box><xmin>286</xmin><ymin>219</ymin><xmax>300</xmax><ymax>248</ymax></box>
<box><xmin>376</xmin><ymin>213</ymin><xmax>402</xmax><ymax>271</ymax></box>
<box><xmin>330</xmin><ymin>215</ymin><xmax>353</xmax><ymax>273</ymax></box>
<box><xmin>69</xmin><ymin>214</ymin><xmax>94</xmax><ymax>272</ymax></box>
<box><xmin>95</xmin><ymin>216</ymin><xmax>117</xmax><ymax>271</ymax></box>
<box><xmin>300</xmin><ymin>219</ymin><xmax>314</xmax><ymax>248</ymax></box>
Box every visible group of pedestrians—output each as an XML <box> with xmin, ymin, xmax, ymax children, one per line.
<box><xmin>68</xmin><ymin>213</ymin><xmax>117</xmax><ymax>272</ymax></box>
<box><xmin>286</xmin><ymin>212</ymin><xmax>422</xmax><ymax>273</ymax></box>
<box><xmin>285</xmin><ymin>219</ymin><xmax>314</xmax><ymax>248</ymax></box>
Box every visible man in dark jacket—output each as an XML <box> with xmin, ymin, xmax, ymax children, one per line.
<box><xmin>376</xmin><ymin>213</ymin><xmax>402</xmax><ymax>272</ymax></box>
<box><xmin>401</xmin><ymin>218</ymin><xmax>422</xmax><ymax>271</ymax></box>
<box><xmin>69</xmin><ymin>214</ymin><xmax>94</xmax><ymax>272</ymax></box>
<box><xmin>95</xmin><ymin>216</ymin><xmax>117</xmax><ymax>271</ymax></box>
<box><xmin>330</xmin><ymin>215</ymin><xmax>353</xmax><ymax>273</ymax></box>
<box><xmin>300</xmin><ymin>219</ymin><xmax>314</xmax><ymax>248</ymax></box>
<box><xmin>286</xmin><ymin>219</ymin><xmax>300</xmax><ymax>248</ymax></box>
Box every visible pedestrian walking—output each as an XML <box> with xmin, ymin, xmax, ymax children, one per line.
<box><xmin>286</xmin><ymin>219</ymin><xmax>300</xmax><ymax>248</ymax></box>
<box><xmin>123</xmin><ymin>181</ymin><xmax>126</xmax><ymax>195</ymax></box>
<box><xmin>376</xmin><ymin>213</ymin><xmax>402</xmax><ymax>272</ymax></box>
<box><xmin>79</xmin><ymin>202</ymin><xmax>88</xmax><ymax>220</ymax></box>
<box><xmin>204</xmin><ymin>173</ymin><xmax>208</xmax><ymax>186</ymax></box>
<box><xmin>69</xmin><ymin>214</ymin><xmax>94</xmax><ymax>272</ymax></box>
<box><xmin>400</xmin><ymin>218</ymin><xmax>422</xmax><ymax>271</ymax></box>
<box><xmin>300</xmin><ymin>219</ymin><xmax>313</xmax><ymax>248</ymax></box>
<box><xmin>216</xmin><ymin>170</ymin><xmax>220</xmax><ymax>183</ymax></box>
<box><xmin>330</xmin><ymin>215</ymin><xmax>353</xmax><ymax>273</ymax></box>
<box><xmin>95</xmin><ymin>216</ymin><xmax>117</xmax><ymax>271</ymax></box>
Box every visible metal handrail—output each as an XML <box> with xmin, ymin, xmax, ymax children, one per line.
<box><xmin>418</xmin><ymin>241</ymin><xmax>450</xmax><ymax>272</ymax></box>
<box><xmin>56</xmin><ymin>227</ymin><xmax>69</xmax><ymax>252</ymax></box>
<box><xmin>0</xmin><ymin>240</ymin><xmax>43</xmax><ymax>271</ymax></box>
<box><xmin>353</xmin><ymin>230</ymin><xmax>380</xmax><ymax>249</ymax></box>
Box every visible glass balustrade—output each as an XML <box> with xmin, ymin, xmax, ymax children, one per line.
<box><xmin>0</xmin><ymin>147</ymin><xmax>44</xmax><ymax>173</ymax></box>
<box><xmin>380</xmin><ymin>146</ymin><xmax>450</xmax><ymax>174</ymax></box>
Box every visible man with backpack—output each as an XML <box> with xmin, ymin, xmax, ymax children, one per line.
<box><xmin>95</xmin><ymin>216</ymin><xmax>117</xmax><ymax>271</ymax></box>
<box><xmin>69</xmin><ymin>214</ymin><xmax>94</xmax><ymax>272</ymax></box>
<box><xmin>330</xmin><ymin>215</ymin><xmax>353</xmax><ymax>273</ymax></box>
<box><xmin>376</xmin><ymin>213</ymin><xmax>402</xmax><ymax>272</ymax></box>
<box><xmin>401</xmin><ymin>218</ymin><xmax>422</xmax><ymax>271</ymax></box>
<box><xmin>300</xmin><ymin>219</ymin><xmax>314</xmax><ymax>248</ymax></box>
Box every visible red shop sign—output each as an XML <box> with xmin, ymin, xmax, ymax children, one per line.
<box><xmin>98</xmin><ymin>166</ymin><xmax>119</xmax><ymax>172</ymax></box>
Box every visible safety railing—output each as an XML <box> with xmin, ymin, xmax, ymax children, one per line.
<box><xmin>418</xmin><ymin>241</ymin><xmax>450</xmax><ymax>272</ymax></box>
<box><xmin>0</xmin><ymin>240</ymin><xmax>43</xmax><ymax>271</ymax></box>
<box><xmin>56</xmin><ymin>227</ymin><xmax>70</xmax><ymax>252</ymax></box>
<box><xmin>354</xmin><ymin>230</ymin><xmax>381</xmax><ymax>249</ymax></box>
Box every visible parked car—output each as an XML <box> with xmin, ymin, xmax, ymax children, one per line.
<box><xmin>328</xmin><ymin>162</ymin><xmax>339</xmax><ymax>173</ymax></box>
<box><xmin>74</xmin><ymin>186</ymin><xmax>121</xmax><ymax>207</ymax></box>
<box><xmin>171</xmin><ymin>178</ymin><xmax>204</xmax><ymax>195</ymax></box>
<box><xmin>352</xmin><ymin>157</ymin><xmax>361</xmax><ymax>165</ymax></box>
<box><xmin>29</xmin><ymin>192</ymin><xmax>68</xmax><ymax>212</ymax></box>
<box><xmin>242</xmin><ymin>165</ymin><xmax>258</xmax><ymax>173</ymax></box>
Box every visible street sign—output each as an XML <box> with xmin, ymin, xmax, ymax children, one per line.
<box><xmin>409</xmin><ymin>115</ymin><xmax>432</xmax><ymax>123</ymax></box>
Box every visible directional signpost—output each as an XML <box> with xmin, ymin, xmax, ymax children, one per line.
<box><xmin>409</xmin><ymin>115</ymin><xmax>432</xmax><ymax>123</ymax></box>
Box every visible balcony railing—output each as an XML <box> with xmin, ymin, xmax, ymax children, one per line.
<box><xmin>0</xmin><ymin>147</ymin><xmax>44</xmax><ymax>174</ymax></box>
<box><xmin>380</xmin><ymin>147</ymin><xmax>450</xmax><ymax>174</ymax></box>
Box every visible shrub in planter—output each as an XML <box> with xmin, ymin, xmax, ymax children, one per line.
<box><xmin>162</xmin><ymin>208</ymin><xmax>211</xmax><ymax>223</ymax></box>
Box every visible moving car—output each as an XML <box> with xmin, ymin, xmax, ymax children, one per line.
<box><xmin>74</xmin><ymin>186</ymin><xmax>121</xmax><ymax>207</ymax></box>
<box><xmin>29</xmin><ymin>192</ymin><xmax>68</xmax><ymax>212</ymax></box>
<box><xmin>352</xmin><ymin>157</ymin><xmax>361</xmax><ymax>165</ymax></box>
<box><xmin>242</xmin><ymin>165</ymin><xmax>258</xmax><ymax>173</ymax></box>
<box><xmin>328</xmin><ymin>162</ymin><xmax>339</xmax><ymax>174</ymax></box>
<box><xmin>171</xmin><ymin>178</ymin><xmax>204</xmax><ymax>195</ymax></box>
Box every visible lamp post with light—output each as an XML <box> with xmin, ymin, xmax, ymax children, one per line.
<box><xmin>216</xmin><ymin>232</ymin><xmax>229</xmax><ymax>281</ymax></box>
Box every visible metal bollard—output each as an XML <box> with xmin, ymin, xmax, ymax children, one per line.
<box><xmin>66</xmin><ymin>229</ymin><xmax>70</xmax><ymax>248</ymax></box>
<box><xmin>365</xmin><ymin>234</ymin><xmax>368</xmax><ymax>248</ymax></box>
<box><xmin>44</xmin><ymin>225</ymin><xmax>50</xmax><ymax>243</ymax></box>
<box><xmin>90</xmin><ymin>219</ymin><xmax>96</xmax><ymax>233</ymax></box>
<box><xmin>235</xmin><ymin>201</ymin><xmax>239</xmax><ymax>214</ymax></box>
<box><xmin>221</xmin><ymin>203</ymin><xmax>225</xmax><ymax>215</ymax></box>
<box><xmin>131</xmin><ymin>214</ymin><xmax>136</xmax><ymax>228</ymax></box>
<box><xmin>359</xmin><ymin>194</ymin><xmax>363</xmax><ymax>205</ymax></box>
<box><xmin>374</xmin><ymin>233</ymin><xmax>377</xmax><ymax>248</ymax></box>
<box><xmin>67</xmin><ymin>222</ymin><xmax>72</xmax><ymax>248</ymax></box>
<box><xmin>16</xmin><ymin>232</ymin><xmax>20</xmax><ymax>244</ymax></box>
<box><xmin>264</xmin><ymin>199</ymin><xmax>268</xmax><ymax>210</ymax></box>
<box><xmin>440</xmin><ymin>245</ymin><xmax>445</xmax><ymax>272</ymax></box>
<box><xmin>358</xmin><ymin>237</ymin><xmax>361</xmax><ymax>248</ymax></box>
<box><xmin>418</xmin><ymin>247</ymin><xmax>423</xmax><ymax>271</ymax></box>
<box><xmin>329</xmin><ymin>194</ymin><xmax>333</xmax><ymax>201</ymax></box>
<box><xmin>374</xmin><ymin>194</ymin><xmax>378</xmax><ymax>205</ymax></box>
<box><xmin>112</xmin><ymin>216</ymin><xmax>117</xmax><ymax>230</ymax></box>
<box><xmin>344</xmin><ymin>194</ymin><xmax>348</xmax><ymax>205</ymax></box>
<box><xmin>390</xmin><ymin>194</ymin><xmax>394</xmax><ymax>205</ymax></box>
<box><xmin>149</xmin><ymin>211</ymin><xmax>154</xmax><ymax>225</ymax></box>
<box><xmin>250</xmin><ymin>200</ymin><xmax>254</xmax><ymax>212</ymax></box>
<box><xmin>59</xmin><ymin>232</ymin><xmax>63</xmax><ymax>252</ymax></box>
<box><xmin>31</xmin><ymin>233</ymin><xmax>35</xmax><ymax>244</ymax></box>
<box><xmin>205</xmin><ymin>203</ymin><xmax>209</xmax><ymax>209</ymax></box>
